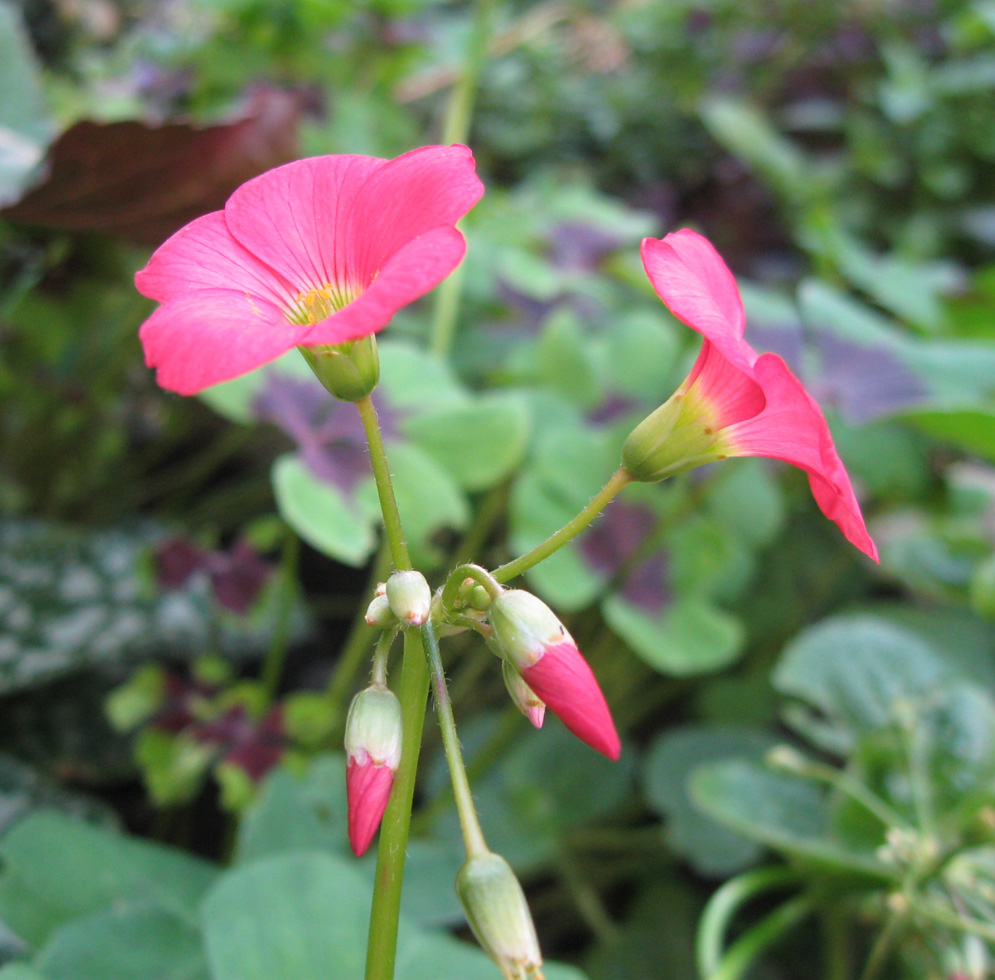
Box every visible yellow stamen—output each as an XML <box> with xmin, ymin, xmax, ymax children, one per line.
<box><xmin>286</xmin><ymin>283</ymin><xmax>358</xmax><ymax>325</ymax></box>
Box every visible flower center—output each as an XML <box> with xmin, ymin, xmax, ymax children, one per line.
<box><xmin>286</xmin><ymin>283</ymin><xmax>358</xmax><ymax>325</ymax></box>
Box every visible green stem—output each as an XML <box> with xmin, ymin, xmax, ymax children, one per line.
<box><xmin>421</xmin><ymin>621</ymin><xmax>489</xmax><ymax>859</ymax></box>
<box><xmin>355</xmin><ymin>395</ymin><xmax>411</xmax><ymax>571</ymax></box>
<box><xmin>371</xmin><ymin>630</ymin><xmax>397</xmax><ymax>687</ymax></box>
<box><xmin>429</xmin><ymin>0</ymin><xmax>498</xmax><ymax>357</ymax></box>
<box><xmin>259</xmin><ymin>532</ymin><xmax>299</xmax><ymax>704</ymax></box>
<box><xmin>492</xmin><ymin>467</ymin><xmax>631</xmax><ymax>583</ymax></box>
<box><xmin>441</xmin><ymin>562</ymin><xmax>503</xmax><ymax>616</ymax></box>
<box><xmin>697</xmin><ymin>866</ymin><xmax>804</xmax><ymax>978</ymax></box>
<box><xmin>364</xmin><ymin>629</ymin><xmax>431</xmax><ymax>980</ymax></box>
<box><xmin>705</xmin><ymin>894</ymin><xmax>815</xmax><ymax>980</ymax></box>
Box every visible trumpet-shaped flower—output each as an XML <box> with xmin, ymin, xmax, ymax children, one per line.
<box><xmin>622</xmin><ymin>229</ymin><xmax>878</xmax><ymax>562</ymax></box>
<box><xmin>135</xmin><ymin>145</ymin><xmax>483</xmax><ymax>394</ymax></box>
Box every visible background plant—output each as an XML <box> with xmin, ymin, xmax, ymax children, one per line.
<box><xmin>1</xmin><ymin>0</ymin><xmax>995</xmax><ymax>978</ymax></box>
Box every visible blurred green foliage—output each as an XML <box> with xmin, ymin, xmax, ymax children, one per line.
<box><xmin>2</xmin><ymin>0</ymin><xmax>995</xmax><ymax>977</ymax></box>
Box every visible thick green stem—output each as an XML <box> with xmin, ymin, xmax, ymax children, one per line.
<box><xmin>355</xmin><ymin>395</ymin><xmax>423</xmax><ymax>980</ymax></box>
<box><xmin>492</xmin><ymin>467</ymin><xmax>631</xmax><ymax>583</ymax></box>
<box><xmin>364</xmin><ymin>629</ymin><xmax>430</xmax><ymax>980</ymax></box>
<box><xmin>421</xmin><ymin>621</ymin><xmax>489</xmax><ymax>859</ymax></box>
<box><xmin>355</xmin><ymin>395</ymin><xmax>411</xmax><ymax>571</ymax></box>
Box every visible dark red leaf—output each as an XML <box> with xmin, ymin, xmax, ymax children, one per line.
<box><xmin>3</xmin><ymin>87</ymin><xmax>303</xmax><ymax>243</ymax></box>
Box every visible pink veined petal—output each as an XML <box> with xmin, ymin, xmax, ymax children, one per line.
<box><xmin>300</xmin><ymin>225</ymin><xmax>467</xmax><ymax>346</ymax></box>
<box><xmin>347</xmin><ymin>144</ymin><xmax>484</xmax><ymax>284</ymax></box>
<box><xmin>685</xmin><ymin>340</ymin><xmax>766</xmax><ymax>429</ymax></box>
<box><xmin>224</xmin><ymin>154</ymin><xmax>387</xmax><ymax>295</ymax></box>
<box><xmin>727</xmin><ymin>353</ymin><xmax>879</xmax><ymax>562</ymax></box>
<box><xmin>346</xmin><ymin>756</ymin><xmax>395</xmax><ymax>857</ymax></box>
<box><xmin>641</xmin><ymin>231</ymin><xmax>750</xmax><ymax>366</ymax></box>
<box><xmin>139</xmin><ymin>288</ymin><xmax>310</xmax><ymax>395</ymax></box>
<box><xmin>521</xmin><ymin>643</ymin><xmax>621</xmax><ymax>761</ymax></box>
<box><xmin>134</xmin><ymin>211</ymin><xmax>297</xmax><ymax>308</ymax></box>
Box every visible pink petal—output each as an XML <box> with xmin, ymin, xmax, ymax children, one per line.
<box><xmin>347</xmin><ymin>144</ymin><xmax>484</xmax><ymax>282</ymax></box>
<box><xmin>138</xmin><ymin>288</ymin><xmax>310</xmax><ymax>394</ymax></box>
<box><xmin>526</xmin><ymin>703</ymin><xmax>546</xmax><ymax>729</ymax></box>
<box><xmin>346</xmin><ymin>756</ymin><xmax>395</xmax><ymax>856</ymax></box>
<box><xmin>641</xmin><ymin>231</ymin><xmax>751</xmax><ymax>368</ymax></box>
<box><xmin>135</xmin><ymin>211</ymin><xmax>296</xmax><ymax>308</ymax></box>
<box><xmin>728</xmin><ymin>353</ymin><xmax>879</xmax><ymax>561</ymax></box>
<box><xmin>224</xmin><ymin>154</ymin><xmax>387</xmax><ymax>295</ymax></box>
<box><xmin>301</xmin><ymin>226</ymin><xmax>467</xmax><ymax>346</ymax></box>
<box><xmin>522</xmin><ymin>643</ymin><xmax>621</xmax><ymax>760</ymax></box>
<box><xmin>685</xmin><ymin>340</ymin><xmax>766</xmax><ymax>430</ymax></box>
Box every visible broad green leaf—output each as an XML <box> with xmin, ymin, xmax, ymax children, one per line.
<box><xmin>774</xmin><ymin>615</ymin><xmax>952</xmax><ymax>752</ymax></box>
<box><xmin>604</xmin><ymin>310</ymin><xmax>682</xmax><ymax>401</ymax></box>
<box><xmin>690</xmin><ymin>761</ymin><xmax>891</xmax><ymax>879</ymax></box>
<box><xmin>236</xmin><ymin>755</ymin><xmax>348</xmax><ymax>864</ymax></box>
<box><xmin>643</xmin><ymin>726</ymin><xmax>773</xmax><ymax>876</ymax></box>
<box><xmin>0</xmin><ymin>812</ymin><xmax>216</xmax><ymax>949</ymax></box>
<box><xmin>603</xmin><ymin>596</ymin><xmax>744</xmax><ymax>676</ymax></box>
<box><xmin>357</xmin><ymin>442</ymin><xmax>469</xmax><ymax>567</ymax></box>
<box><xmin>378</xmin><ymin>341</ymin><xmax>466</xmax><ymax>412</ymax></box>
<box><xmin>34</xmin><ymin>904</ymin><xmax>208</xmax><ymax>980</ymax></box>
<box><xmin>201</xmin><ymin>851</ymin><xmax>588</xmax><ymax>980</ymax></box>
<box><xmin>272</xmin><ymin>455</ymin><xmax>375</xmax><ymax>566</ymax></box>
<box><xmin>426</xmin><ymin>721</ymin><xmax>635</xmax><ymax>871</ymax></box>
<box><xmin>201</xmin><ymin>853</ymin><xmax>368</xmax><ymax>980</ymax></box>
<box><xmin>706</xmin><ymin>459</ymin><xmax>784</xmax><ymax>547</ymax></box>
<box><xmin>533</xmin><ymin>310</ymin><xmax>600</xmax><ymax>408</ymax></box>
<box><xmin>404</xmin><ymin>394</ymin><xmax>530</xmax><ymax>491</ymax></box>
<box><xmin>902</xmin><ymin>407</ymin><xmax>995</xmax><ymax>461</ymax></box>
<box><xmin>0</xmin><ymin>966</ymin><xmax>48</xmax><ymax>980</ymax></box>
<box><xmin>0</xmin><ymin>1</ymin><xmax>52</xmax><ymax>205</ymax></box>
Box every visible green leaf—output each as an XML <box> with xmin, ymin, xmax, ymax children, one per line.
<box><xmin>902</xmin><ymin>407</ymin><xmax>995</xmax><ymax>461</ymax></box>
<box><xmin>271</xmin><ymin>455</ymin><xmax>376</xmax><ymax>567</ymax></box>
<box><xmin>690</xmin><ymin>760</ymin><xmax>890</xmax><ymax>879</ymax></box>
<box><xmin>774</xmin><ymin>615</ymin><xmax>952</xmax><ymax>753</ymax></box>
<box><xmin>236</xmin><ymin>755</ymin><xmax>348</xmax><ymax>864</ymax></box>
<box><xmin>0</xmin><ymin>966</ymin><xmax>48</xmax><ymax>980</ymax></box>
<box><xmin>603</xmin><ymin>311</ymin><xmax>682</xmax><ymax>401</ymax></box>
<box><xmin>357</xmin><ymin>442</ymin><xmax>469</xmax><ymax>567</ymax></box>
<box><xmin>706</xmin><ymin>460</ymin><xmax>784</xmax><ymax>547</ymax></box>
<box><xmin>533</xmin><ymin>310</ymin><xmax>601</xmax><ymax>408</ymax></box>
<box><xmin>404</xmin><ymin>394</ymin><xmax>530</xmax><ymax>491</ymax></box>
<box><xmin>426</xmin><ymin>721</ymin><xmax>635</xmax><ymax>871</ymax></box>
<box><xmin>643</xmin><ymin>726</ymin><xmax>774</xmax><ymax>876</ymax></box>
<box><xmin>0</xmin><ymin>812</ymin><xmax>216</xmax><ymax>949</ymax></box>
<box><xmin>34</xmin><ymin>904</ymin><xmax>208</xmax><ymax>980</ymax></box>
<box><xmin>603</xmin><ymin>596</ymin><xmax>745</xmax><ymax>676</ymax></box>
<box><xmin>0</xmin><ymin>1</ymin><xmax>52</xmax><ymax>206</ymax></box>
<box><xmin>378</xmin><ymin>341</ymin><xmax>466</xmax><ymax>413</ymax></box>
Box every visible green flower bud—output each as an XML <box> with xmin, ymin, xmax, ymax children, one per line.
<box><xmin>299</xmin><ymin>335</ymin><xmax>380</xmax><ymax>402</ymax></box>
<box><xmin>385</xmin><ymin>570</ymin><xmax>432</xmax><ymax>626</ymax></box>
<box><xmin>344</xmin><ymin>684</ymin><xmax>402</xmax><ymax>770</ymax></box>
<box><xmin>488</xmin><ymin>589</ymin><xmax>568</xmax><ymax>670</ymax></box>
<box><xmin>456</xmin><ymin>851</ymin><xmax>544</xmax><ymax>980</ymax></box>
<box><xmin>365</xmin><ymin>593</ymin><xmax>398</xmax><ymax>629</ymax></box>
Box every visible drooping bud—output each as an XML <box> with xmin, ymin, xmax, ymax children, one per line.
<box><xmin>385</xmin><ymin>570</ymin><xmax>432</xmax><ymax>626</ymax></box>
<box><xmin>365</xmin><ymin>593</ymin><xmax>398</xmax><ymax>629</ymax></box>
<box><xmin>299</xmin><ymin>335</ymin><xmax>380</xmax><ymax>403</ymax></box>
<box><xmin>489</xmin><ymin>590</ymin><xmax>620</xmax><ymax>760</ymax></box>
<box><xmin>456</xmin><ymin>851</ymin><xmax>544</xmax><ymax>980</ymax></box>
<box><xmin>502</xmin><ymin>660</ymin><xmax>545</xmax><ymax>729</ymax></box>
<box><xmin>344</xmin><ymin>684</ymin><xmax>402</xmax><ymax>856</ymax></box>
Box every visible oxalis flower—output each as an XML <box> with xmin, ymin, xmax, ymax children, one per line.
<box><xmin>622</xmin><ymin>229</ymin><xmax>878</xmax><ymax>562</ymax></box>
<box><xmin>135</xmin><ymin>145</ymin><xmax>483</xmax><ymax>394</ymax></box>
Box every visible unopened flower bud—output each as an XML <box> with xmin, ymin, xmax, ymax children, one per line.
<box><xmin>386</xmin><ymin>570</ymin><xmax>432</xmax><ymax>626</ymax></box>
<box><xmin>489</xmin><ymin>590</ymin><xmax>620</xmax><ymax>760</ymax></box>
<box><xmin>456</xmin><ymin>851</ymin><xmax>544</xmax><ymax>980</ymax></box>
<box><xmin>344</xmin><ymin>684</ymin><xmax>402</xmax><ymax>856</ymax></box>
<box><xmin>502</xmin><ymin>660</ymin><xmax>545</xmax><ymax>729</ymax></box>
<box><xmin>365</xmin><ymin>593</ymin><xmax>398</xmax><ymax>629</ymax></box>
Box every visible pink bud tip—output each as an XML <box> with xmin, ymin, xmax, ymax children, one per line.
<box><xmin>346</xmin><ymin>753</ymin><xmax>395</xmax><ymax>856</ymax></box>
<box><xmin>526</xmin><ymin>704</ymin><xmax>546</xmax><ymax>729</ymax></box>
<box><xmin>521</xmin><ymin>642</ymin><xmax>621</xmax><ymax>760</ymax></box>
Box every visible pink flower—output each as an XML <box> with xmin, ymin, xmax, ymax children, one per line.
<box><xmin>135</xmin><ymin>145</ymin><xmax>484</xmax><ymax>394</ymax></box>
<box><xmin>344</xmin><ymin>685</ymin><xmax>402</xmax><ymax>856</ymax></box>
<box><xmin>489</xmin><ymin>590</ymin><xmax>621</xmax><ymax>760</ymax></box>
<box><xmin>622</xmin><ymin>229</ymin><xmax>878</xmax><ymax>562</ymax></box>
